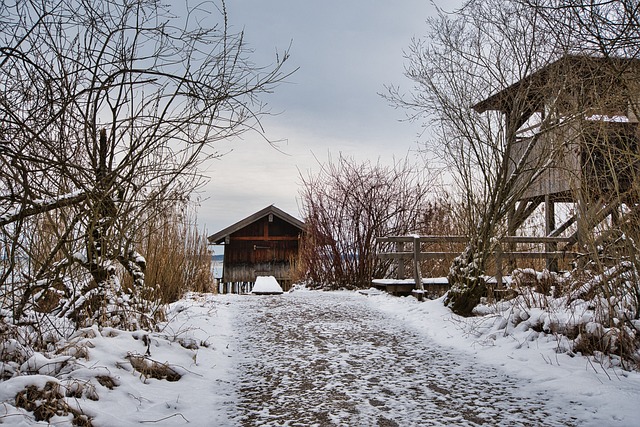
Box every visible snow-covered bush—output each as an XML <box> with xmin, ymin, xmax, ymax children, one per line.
<box><xmin>473</xmin><ymin>266</ymin><xmax>640</xmax><ymax>370</ymax></box>
<box><xmin>445</xmin><ymin>245</ymin><xmax>488</xmax><ymax>316</ymax></box>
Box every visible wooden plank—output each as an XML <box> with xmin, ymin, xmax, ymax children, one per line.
<box><xmin>377</xmin><ymin>252</ymin><xmax>413</xmax><ymax>259</ymax></box>
<box><xmin>230</xmin><ymin>236</ymin><xmax>299</xmax><ymax>241</ymax></box>
<box><xmin>510</xmin><ymin>197</ymin><xmax>544</xmax><ymax>230</ymax></box>
<box><xmin>377</xmin><ymin>235</ymin><xmax>468</xmax><ymax>243</ymax></box>
<box><xmin>545</xmin><ymin>194</ymin><xmax>558</xmax><ymax>271</ymax></box>
<box><xmin>495</xmin><ymin>245</ymin><xmax>503</xmax><ymax>289</ymax></box>
<box><xmin>378</xmin><ymin>251</ymin><xmax>576</xmax><ymax>260</ymax></box>
<box><xmin>376</xmin><ymin>236</ymin><xmax>419</xmax><ymax>244</ymax></box>
<box><xmin>565</xmin><ymin>198</ymin><xmax>616</xmax><ymax>248</ymax></box>
<box><xmin>378</xmin><ymin>235</ymin><xmax>572</xmax><ymax>244</ymax></box>
<box><xmin>500</xmin><ymin>251</ymin><xmax>578</xmax><ymax>259</ymax></box>
<box><xmin>377</xmin><ymin>252</ymin><xmax>458</xmax><ymax>260</ymax></box>
<box><xmin>376</xmin><ymin>234</ymin><xmax>579</xmax><ymax>287</ymax></box>
<box><xmin>501</xmin><ymin>236</ymin><xmax>572</xmax><ymax>243</ymax></box>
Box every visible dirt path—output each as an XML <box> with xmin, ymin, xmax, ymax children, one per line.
<box><xmin>227</xmin><ymin>291</ymin><xmax>577</xmax><ymax>426</ymax></box>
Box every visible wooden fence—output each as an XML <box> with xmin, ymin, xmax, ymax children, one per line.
<box><xmin>375</xmin><ymin>235</ymin><xmax>578</xmax><ymax>294</ymax></box>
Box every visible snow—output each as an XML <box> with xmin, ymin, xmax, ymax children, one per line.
<box><xmin>585</xmin><ymin>114</ymin><xmax>630</xmax><ymax>122</ymax></box>
<box><xmin>251</xmin><ymin>275</ymin><xmax>284</xmax><ymax>294</ymax></box>
<box><xmin>72</xmin><ymin>251</ymin><xmax>88</xmax><ymax>264</ymax></box>
<box><xmin>0</xmin><ymin>376</ymin><xmax>60</xmax><ymax>403</ymax></box>
<box><xmin>367</xmin><ymin>292</ymin><xmax>640</xmax><ymax>426</ymax></box>
<box><xmin>1</xmin><ymin>289</ymin><xmax>639</xmax><ymax>425</ymax></box>
<box><xmin>372</xmin><ymin>277</ymin><xmax>449</xmax><ymax>285</ymax></box>
<box><xmin>0</xmin><ymin>190</ymin><xmax>84</xmax><ymax>224</ymax></box>
<box><xmin>0</xmin><ymin>295</ymin><xmax>237</xmax><ymax>426</ymax></box>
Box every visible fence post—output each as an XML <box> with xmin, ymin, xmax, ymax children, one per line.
<box><xmin>396</xmin><ymin>241</ymin><xmax>405</xmax><ymax>279</ymax></box>
<box><xmin>413</xmin><ymin>236</ymin><xmax>424</xmax><ymax>292</ymax></box>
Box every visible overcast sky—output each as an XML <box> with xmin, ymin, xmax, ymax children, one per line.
<box><xmin>199</xmin><ymin>1</ymin><xmax>452</xmax><ymax>235</ymax></box>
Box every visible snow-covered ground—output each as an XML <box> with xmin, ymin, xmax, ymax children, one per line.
<box><xmin>1</xmin><ymin>288</ymin><xmax>639</xmax><ymax>426</ymax></box>
<box><xmin>366</xmin><ymin>290</ymin><xmax>640</xmax><ymax>426</ymax></box>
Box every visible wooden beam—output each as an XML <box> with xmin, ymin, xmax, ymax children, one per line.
<box><xmin>377</xmin><ymin>235</ymin><xmax>468</xmax><ymax>244</ymax></box>
<box><xmin>378</xmin><ymin>252</ymin><xmax>458</xmax><ymax>260</ymax></box>
<box><xmin>502</xmin><ymin>236</ymin><xmax>573</xmax><ymax>244</ymax></box>
<box><xmin>230</xmin><ymin>236</ymin><xmax>299</xmax><ymax>241</ymax></box>
<box><xmin>565</xmin><ymin>197</ymin><xmax>614</xmax><ymax>248</ymax></box>
<box><xmin>510</xmin><ymin>196</ymin><xmax>544</xmax><ymax>231</ymax></box>
<box><xmin>412</xmin><ymin>236</ymin><xmax>423</xmax><ymax>292</ymax></box>
<box><xmin>378</xmin><ymin>250</ymin><xmax>576</xmax><ymax>261</ymax></box>
<box><xmin>548</xmin><ymin>214</ymin><xmax>576</xmax><ymax>237</ymax></box>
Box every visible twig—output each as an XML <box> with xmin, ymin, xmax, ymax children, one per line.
<box><xmin>585</xmin><ymin>357</ymin><xmax>606</xmax><ymax>383</ymax></box>
<box><xmin>540</xmin><ymin>353</ymin><xmax>552</xmax><ymax>365</ymax></box>
<box><xmin>140</xmin><ymin>413</ymin><xmax>190</xmax><ymax>423</ymax></box>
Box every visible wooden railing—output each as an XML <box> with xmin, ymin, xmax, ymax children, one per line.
<box><xmin>376</xmin><ymin>235</ymin><xmax>578</xmax><ymax>291</ymax></box>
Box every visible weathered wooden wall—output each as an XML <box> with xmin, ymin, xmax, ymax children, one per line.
<box><xmin>512</xmin><ymin>121</ymin><xmax>581</xmax><ymax>201</ymax></box>
<box><xmin>512</xmin><ymin>118</ymin><xmax>640</xmax><ymax>202</ymax></box>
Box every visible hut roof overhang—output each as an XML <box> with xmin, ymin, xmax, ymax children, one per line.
<box><xmin>472</xmin><ymin>55</ymin><xmax>640</xmax><ymax>115</ymax></box>
<box><xmin>207</xmin><ymin>205</ymin><xmax>305</xmax><ymax>245</ymax></box>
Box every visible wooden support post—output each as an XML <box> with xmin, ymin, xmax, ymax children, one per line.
<box><xmin>412</xmin><ymin>236</ymin><xmax>424</xmax><ymax>300</ymax></box>
<box><xmin>396</xmin><ymin>241</ymin><xmax>405</xmax><ymax>279</ymax></box>
<box><xmin>507</xmin><ymin>207</ymin><xmax>515</xmax><ymax>234</ymax></box>
<box><xmin>413</xmin><ymin>236</ymin><xmax>423</xmax><ymax>290</ymax></box>
<box><xmin>545</xmin><ymin>195</ymin><xmax>558</xmax><ymax>271</ymax></box>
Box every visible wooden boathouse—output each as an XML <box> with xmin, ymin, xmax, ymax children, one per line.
<box><xmin>208</xmin><ymin>205</ymin><xmax>305</xmax><ymax>293</ymax></box>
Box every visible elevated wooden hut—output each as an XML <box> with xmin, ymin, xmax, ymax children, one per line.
<box><xmin>473</xmin><ymin>55</ymin><xmax>640</xmax><ymax>251</ymax></box>
<box><xmin>208</xmin><ymin>205</ymin><xmax>305</xmax><ymax>293</ymax></box>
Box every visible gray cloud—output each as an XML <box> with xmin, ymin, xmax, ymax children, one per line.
<box><xmin>199</xmin><ymin>1</ymin><xmax>445</xmax><ymax>233</ymax></box>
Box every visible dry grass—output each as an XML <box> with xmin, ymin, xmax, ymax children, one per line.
<box><xmin>128</xmin><ymin>207</ymin><xmax>213</xmax><ymax>304</ymax></box>
<box><xmin>126</xmin><ymin>353</ymin><xmax>182</xmax><ymax>382</ymax></box>
<box><xmin>14</xmin><ymin>381</ymin><xmax>93</xmax><ymax>426</ymax></box>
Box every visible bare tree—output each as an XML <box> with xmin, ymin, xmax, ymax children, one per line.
<box><xmin>384</xmin><ymin>0</ymin><xmax>576</xmax><ymax>314</ymax></box>
<box><xmin>520</xmin><ymin>0</ymin><xmax>640</xmax><ymax>59</ymax></box>
<box><xmin>0</xmin><ymin>0</ymin><xmax>291</xmax><ymax>329</ymax></box>
<box><xmin>387</xmin><ymin>0</ymin><xmax>640</xmax><ymax>317</ymax></box>
<box><xmin>299</xmin><ymin>154</ymin><xmax>431</xmax><ymax>289</ymax></box>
